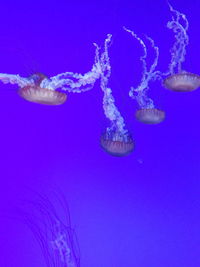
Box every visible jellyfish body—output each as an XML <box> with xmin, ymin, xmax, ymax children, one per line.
<box><xmin>163</xmin><ymin>3</ymin><xmax>200</xmax><ymax>92</ymax></box>
<box><xmin>164</xmin><ymin>72</ymin><xmax>200</xmax><ymax>92</ymax></box>
<box><xmin>18</xmin><ymin>73</ymin><xmax>67</xmax><ymax>105</ymax></box>
<box><xmin>0</xmin><ymin>43</ymin><xmax>101</xmax><ymax>105</ymax></box>
<box><xmin>19</xmin><ymin>85</ymin><xmax>67</xmax><ymax>105</ymax></box>
<box><xmin>0</xmin><ymin>72</ymin><xmax>67</xmax><ymax>105</ymax></box>
<box><xmin>94</xmin><ymin>34</ymin><xmax>134</xmax><ymax>156</ymax></box>
<box><xmin>101</xmin><ymin>130</ymin><xmax>134</xmax><ymax>157</ymax></box>
<box><xmin>124</xmin><ymin>27</ymin><xmax>165</xmax><ymax>124</ymax></box>
<box><xmin>136</xmin><ymin>108</ymin><xmax>165</xmax><ymax>124</ymax></box>
<box><xmin>20</xmin><ymin>192</ymin><xmax>80</xmax><ymax>267</ymax></box>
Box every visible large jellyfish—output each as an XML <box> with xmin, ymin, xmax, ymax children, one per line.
<box><xmin>124</xmin><ymin>27</ymin><xmax>165</xmax><ymax>125</ymax></box>
<box><xmin>94</xmin><ymin>34</ymin><xmax>134</xmax><ymax>157</ymax></box>
<box><xmin>0</xmin><ymin>44</ymin><xmax>101</xmax><ymax>105</ymax></box>
<box><xmin>163</xmin><ymin>3</ymin><xmax>200</xmax><ymax>92</ymax></box>
<box><xmin>19</xmin><ymin>192</ymin><xmax>80</xmax><ymax>267</ymax></box>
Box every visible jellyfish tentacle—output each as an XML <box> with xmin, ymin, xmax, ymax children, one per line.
<box><xmin>124</xmin><ymin>27</ymin><xmax>162</xmax><ymax>109</ymax></box>
<box><xmin>41</xmin><ymin>45</ymin><xmax>101</xmax><ymax>93</ymax></box>
<box><xmin>167</xmin><ymin>2</ymin><xmax>189</xmax><ymax>74</ymax></box>
<box><xmin>20</xmin><ymin>193</ymin><xmax>80</xmax><ymax>267</ymax></box>
<box><xmin>145</xmin><ymin>36</ymin><xmax>159</xmax><ymax>79</ymax></box>
<box><xmin>0</xmin><ymin>73</ymin><xmax>34</xmax><ymax>88</ymax></box>
<box><xmin>96</xmin><ymin>34</ymin><xmax>128</xmax><ymax>136</ymax></box>
<box><xmin>123</xmin><ymin>27</ymin><xmax>148</xmax><ymax>85</ymax></box>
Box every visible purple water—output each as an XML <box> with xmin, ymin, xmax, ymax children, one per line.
<box><xmin>0</xmin><ymin>0</ymin><xmax>199</xmax><ymax>266</ymax></box>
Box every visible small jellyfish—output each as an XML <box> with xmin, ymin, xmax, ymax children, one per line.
<box><xmin>101</xmin><ymin>130</ymin><xmax>134</xmax><ymax>157</ymax></box>
<box><xmin>124</xmin><ymin>27</ymin><xmax>165</xmax><ymax>124</ymax></box>
<box><xmin>19</xmin><ymin>192</ymin><xmax>80</xmax><ymax>267</ymax></box>
<box><xmin>0</xmin><ymin>44</ymin><xmax>101</xmax><ymax>105</ymax></box>
<box><xmin>135</xmin><ymin>108</ymin><xmax>165</xmax><ymax>124</ymax></box>
<box><xmin>94</xmin><ymin>34</ymin><xmax>134</xmax><ymax>156</ymax></box>
<box><xmin>163</xmin><ymin>3</ymin><xmax>200</xmax><ymax>92</ymax></box>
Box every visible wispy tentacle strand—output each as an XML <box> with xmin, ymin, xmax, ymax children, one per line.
<box><xmin>94</xmin><ymin>34</ymin><xmax>128</xmax><ymax>137</ymax></box>
<box><xmin>167</xmin><ymin>2</ymin><xmax>189</xmax><ymax>74</ymax></box>
<box><xmin>124</xmin><ymin>27</ymin><xmax>161</xmax><ymax>109</ymax></box>
<box><xmin>41</xmin><ymin>45</ymin><xmax>101</xmax><ymax>93</ymax></box>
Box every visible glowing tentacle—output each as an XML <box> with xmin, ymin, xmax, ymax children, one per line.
<box><xmin>0</xmin><ymin>73</ymin><xmax>34</xmax><ymax>88</ymax></box>
<box><xmin>20</xmin><ymin>194</ymin><xmax>80</xmax><ymax>267</ymax></box>
<box><xmin>124</xmin><ymin>27</ymin><xmax>161</xmax><ymax>109</ymax></box>
<box><xmin>50</xmin><ymin>220</ymin><xmax>78</xmax><ymax>267</ymax></box>
<box><xmin>95</xmin><ymin>34</ymin><xmax>128</xmax><ymax>137</ymax></box>
<box><xmin>40</xmin><ymin>45</ymin><xmax>101</xmax><ymax>93</ymax></box>
<box><xmin>167</xmin><ymin>2</ymin><xmax>189</xmax><ymax>74</ymax></box>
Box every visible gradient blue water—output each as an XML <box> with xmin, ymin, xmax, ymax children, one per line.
<box><xmin>0</xmin><ymin>0</ymin><xmax>199</xmax><ymax>266</ymax></box>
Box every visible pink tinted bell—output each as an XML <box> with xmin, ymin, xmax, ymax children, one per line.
<box><xmin>101</xmin><ymin>132</ymin><xmax>134</xmax><ymax>157</ymax></box>
<box><xmin>18</xmin><ymin>72</ymin><xmax>67</xmax><ymax>105</ymax></box>
<box><xmin>19</xmin><ymin>85</ymin><xmax>67</xmax><ymax>105</ymax></box>
<box><xmin>164</xmin><ymin>72</ymin><xmax>200</xmax><ymax>92</ymax></box>
<box><xmin>136</xmin><ymin>108</ymin><xmax>165</xmax><ymax>124</ymax></box>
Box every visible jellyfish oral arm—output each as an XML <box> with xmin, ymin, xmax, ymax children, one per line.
<box><xmin>124</xmin><ymin>27</ymin><xmax>162</xmax><ymax>109</ymax></box>
<box><xmin>167</xmin><ymin>2</ymin><xmax>189</xmax><ymax>74</ymax></box>
<box><xmin>22</xmin><ymin>194</ymin><xmax>80</xmax><ymax>267</ymax></box>
<box><xmin>123</xmin><ymin>27</ymin><xmax>148</xmax><ymax>78</ymax></box>
<box><xmin>51</xmin><ymin>220</ymin><xmax>77</xmax><ymax>267</ymax></box>
<box><xmin>96</xmin><ymin>34</ymin><xmax>128</xmax><ymax>135</ymax></box>
<box><xmin>130</xmin><ymin>88</ymin><xmax>155</xmax><ymax>109</ymax></box>
<box><xmin>0</xmin><ymin>73</ymin><xmax>34</xmax><ymax>88</ymax></box>
<box><xmin>41</xmin><ymin>69</ymin><xmax>99</xmax><ymax>93</ymax></box>
<box><xmin>103</xmin><ymin>87</ymin><xmax>127</xmax><ymax>134</ymax></box>
<box><xmin>0</xmin><ymin>41</ymin><xmax>102</xmax><ymax>95</ymax></box>
<box><xmin>40</xmin><ymin>45</ymin><xmax>102</xmax><ymax>93</ymax></box>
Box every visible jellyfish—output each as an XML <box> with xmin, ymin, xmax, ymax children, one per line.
<box><xmin>0</xmin><ymin>44</ymin><xmax>101</xmax><ymax>105</ymax></box>
<box><xmin>94</xmin><ymin>34</ymin><xmax>134</xmax><ymax>156</ymax></box>
<box><xmin>124</xmin><ymin>27</ymin><xmax>165</xmax><ymax>124</ymax></box>
<box><xmin>163</xmin><ymin>3</ymin><xmax>200</xmax><ymax>92</ymax></box>
<box><xmin>19</xmin><ymin>72</ymin><xmax>67</xmax><ymax>105</ymax></box>
<box><xmin>19</xmin><ymin>192</ymin><xmax>80</xmax><ymax>267</ymax></box>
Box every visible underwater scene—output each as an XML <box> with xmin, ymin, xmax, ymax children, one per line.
<box><xmin>0</xmin><ymin>0</ymin><xmax>199</xmax><ymax>266</ymax></box>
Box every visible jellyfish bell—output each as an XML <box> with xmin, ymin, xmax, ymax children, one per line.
<box><xmin>18</xmin><ymin>85</ymin><xmax>67</xmax><ymax>105</ymax></box>
<box><xmin>164</xmin><ymin>72</ymin><xmax>200</xmax><ymax>92</ymax></box>
<box><xmin>136</xmin><ymin>108</ymin><xmax>165</xmax><ymax>124</ymax></box>
<box><xmin>101</xmin><ymin>130</ymin><xmax>134</xmax><ymax>157</ymax></box>
<box><xmin>19</xmin><ymin>72</ymin><xmax>67</xmax><ymax>105</ymax></box>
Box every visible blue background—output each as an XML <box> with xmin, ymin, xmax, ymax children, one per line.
<box><xmin>0</xmin><ymin>0</ymin><xmax>199</xmax><ymax>266</ymax></box>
